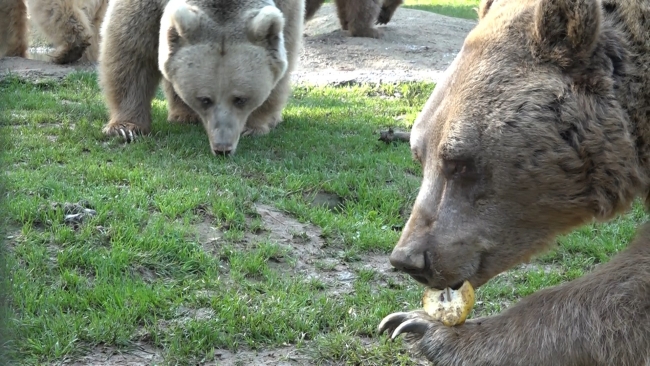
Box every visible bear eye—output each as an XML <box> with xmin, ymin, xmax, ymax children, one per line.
<box><xmin>442</xmin><ymin>158</ymin><xmax>478</xmax><ymax>181</ymax></box>
<box><xmin>197</xmin><ymin>97</ymin><xmax>213</xmax><ymax>108</ymax></box>
<box><xmin>232</xmin><ymin>97</ymin><xmax>248</xmax><ymax>108</ymax></box>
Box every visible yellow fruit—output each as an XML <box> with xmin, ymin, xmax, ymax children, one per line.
<box><xmin>422</xmin><ymin>280</ymin><xmax>475</xmax><ymax>326</ymax></box>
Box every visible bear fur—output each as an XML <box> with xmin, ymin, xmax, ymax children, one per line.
<box><xmin>98</xmin><ymin>0</ymin><xmax>303</xmax><ymax>155</ymax></box>
<box><xmin>0</xmin><ymin>0</ymin><xmax>108</xmax><ymax>63</ymax></box>
<box><xmin>0</xmin><ymin>0</ymin><xmax>28</xmax><ymax>58</ymax></box>
<box><xmin>304</xmin><ymin>0</ymin><xmax>404</xmax><ymax>38</ymax></box>
<box><xmin>378</xmin><ymin>0</ymin><xmax>650</xmax><ymax>365</ymax></box>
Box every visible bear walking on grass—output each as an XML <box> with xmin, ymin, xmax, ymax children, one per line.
<box><xmin>304</xmin><ymin>0</ymin><xmax>404</xmax><ymax>38</ymax></box>
<box><xmin>379</xmin><ymin>0</ymin><xmax>650</xmax><ymax>365</ymax></box>
<box><xmin>0</xmin><ymin>0</ymin><xmax>108</xmax><ymax>64</ymax></box>
<box><xmin>98</xmin><ymin>0</ymin><xmax>303</xmax><ymax>156</ymax></box>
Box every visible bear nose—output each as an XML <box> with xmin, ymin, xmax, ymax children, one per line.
<box><xmin>389</xmin><ymin>247</ymin><xmax>426</xmax><ymax>272</ymax></box>
<box><xmin>212</xmin><ymin>143</ymin><xmax>233</xmax><ymax>156</ymax></box>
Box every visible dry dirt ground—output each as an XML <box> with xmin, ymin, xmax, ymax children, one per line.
<box><xmin>4</xmin><ymin>5</ymin><xmax>477</xmax><ymax>365</ymax></box>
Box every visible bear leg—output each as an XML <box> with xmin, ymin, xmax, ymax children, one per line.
<box><xmin>304</xmin><ymin>0</ymin><xmax>325</xmax><ymax>22</ymax></box>
<box><xmin>243</xmin><ymin>73</ymin><xmax>292</xmax><ymax>137</ymax></box>
<box><xmin>0</xmin><ymin>0</ymin><xmax>28</xmax><ymax>58</ymax></box>
<box><xmin>377</xmin><ymin>0</ymin><xmax>403</xmax><ymax>25</ymax></box>
<box><xmin>98</xmin><ymin>1</ymin><xmax>162</xmax><ymax>141</ymax></box>
<box><xmin>26</xmin><ymin>0</ymin><xmax>93</xmax><ymax>64</ymax></box>
<box><xmin>345</xmin><ymin>0</ymin><xmax>382</xmax><ymax>38</ymax></box>
<box><xmin>78</xmin><ymin>0</ymin><xmax>109</xmax><ymax>62</ymax></box>
<box><xmin>333</xmin><ymin>0</ymin><xmax>349</xmax><ymax>31</ymax></box>
<box><xmin>162</xmin><ymin>79</ymin><xmax>200</xmax><ymax>125</ymax></box>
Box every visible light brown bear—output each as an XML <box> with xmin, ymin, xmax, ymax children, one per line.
<box><xmin>378</xmin><ymin>0</ymin><xmax>650</xmax><ymax>365</ymax></box>
<box><xmin>0</xmin><ymin>0</ymin><xmax>107</xmax><ymax>63</ymax></box>
<box><xmin>304</xmin><ymin>0</ymin><xmax>404</xmax><ymax>38</ymax></box>
<box><xmin>98</xmin><ymin>0</ymin><xmax>303</xmax><ymax>156</ymax></box>
<box><xmin>0</xmin><ymin>0</ymin><xmax>28</xmax><ymax>58</ymax></box>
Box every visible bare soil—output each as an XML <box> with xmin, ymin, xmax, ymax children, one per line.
<box><xmin>1</xmin><ymin>4</ymin><xmax>476</xmax><ymax>85</ymax></box>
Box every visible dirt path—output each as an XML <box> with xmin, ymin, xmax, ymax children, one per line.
<box><xmin>1</xmin><ymin>4</ymin><xmax>476</xmax><ymax>85</ymax></box>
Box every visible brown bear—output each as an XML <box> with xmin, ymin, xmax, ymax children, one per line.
<box><xmin>304</xmin><ymin>0</ymin><xmax>404</xmax><ymax>38</ymax></box>
<box><xmin>98</xmin><ymin>0</ymin><xmax>303</xmax><ymax>155</ymax></box>
<box><xmin>0</xmin><ymin>0</ymin><xmax>28</xmax><ymax>58</ymax></box>
<box><xmin>0</xmin><ymin>0</ymin><xmax>108</xmax><ymax>64</ymax></box>
<box><xmin>378</xmin><ymin>0</ymin><xmax>650</xmax><ymax>365</ymax></box>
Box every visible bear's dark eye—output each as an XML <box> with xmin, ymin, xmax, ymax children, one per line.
<box><xmin>197</xmin><ymin>97</ymin><xmax>213</xmax><ymax>108</ymax></box>
<box><xmin>232</xmin><ymin>97</ymin><xmax>248</xmax><ymax>108</ymax></box>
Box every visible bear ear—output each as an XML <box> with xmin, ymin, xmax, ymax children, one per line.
<box><xmin>246</xmin><ymin>6</ymin><xmax>288</xmax><ymax>79</ymax></box>
<box><xmin>246</xmin><ymin>6</ymin><xmax>285</xmax><ymax>44</ymax></box>
<box><xmin>531</xmin><ymin>0</ymin><xmax>602</xmax><ymax>67</ymax></box>
<box><xmin>163</xmin><ymin>0</ymin><xmax>203</xmax><ymax>43</ymax></box>
<box><xmin>478</xmin><ymin>0</ymin><xmax>495</xmax><ymax>20</ymax></box>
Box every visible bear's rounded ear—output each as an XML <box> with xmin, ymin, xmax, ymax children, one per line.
<box><xmin>246</xmin><ymin>6</ymin><xmax>285</xmax><ymax>44</ymax></box>
<box><xmin>477</xmin><ymin>0</ymin><xmax>495</xmax><ymax>20</ymax></box>
<box><xmin>163</xmin><ymin>0</ymin><xmax>203</xmax><ymax>41</ymax></box>
<box><xmin>531</xmin><ymin>0</ymin><xmax>602</xmax><ymax>67</ymax></box>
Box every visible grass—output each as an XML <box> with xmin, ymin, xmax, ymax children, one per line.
<box><xmin>3</xmin><ymin>0</ymin><xmax>648</xmax><ymax>364</ymax></box>
<box><xmin>2</xmin><ymin>70</ymin><xmax>648</xmax><ymax>365</ymax></box>
<box><xmin>403</xmin><ymin>0</ymin><xmax>480</xmax><ymax>19</ymax></box>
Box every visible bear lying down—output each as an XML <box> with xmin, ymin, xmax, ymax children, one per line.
<box><xmin>98</xmin><ymin>0</ymin><xmax>303</xmax><ymax>155</ymax></box>
<box><xmin>379</xmin><ymin>0</ymin><xmax>650</xmax><ymax>365</ymax></box>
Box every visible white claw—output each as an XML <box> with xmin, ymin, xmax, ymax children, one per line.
<box><xmin>391</xmin><ymin>318</ymin><xmax>429</xmax><ymax>340</ymax></box>
<box><xmin>128</xmin><ymin>130</ymin><xmax>135</xmax><ymax>142</ymax></box>
<box><xmin>119</xmin><ymin>128</ymin><xmax>126</xmax><ymax>140</ymax></box>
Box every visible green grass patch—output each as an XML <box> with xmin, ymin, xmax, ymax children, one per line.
<box><xmin>1</xmin><ymin>72</ymin><xmax>647</xmax><ymax>365</ymax></box>
<box><xmin>403</xmin><ymin>0</ymin><xmax>480</xmax><ymax>19</ymax></box>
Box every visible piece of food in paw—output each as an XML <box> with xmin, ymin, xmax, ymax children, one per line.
<box><xmin>422</xmin><ymin>280</ymin><xmax>475</xmax><ymax>326</ymax></box>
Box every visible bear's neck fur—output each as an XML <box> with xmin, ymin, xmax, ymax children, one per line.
<box><xmin>601</xmin><ymin>1</ymin><xmax>650</xmax><ymax>195</ymax></box>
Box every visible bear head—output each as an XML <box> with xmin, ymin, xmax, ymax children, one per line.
<box><xmin>389</xmin><ymin>0</ymin><xmax>648</xmax><ymax>290</ymax></box>
<box><xmin>158</xmin><ymin>0</ymin><xmax>288</xmax><ymax>155</ymax></box>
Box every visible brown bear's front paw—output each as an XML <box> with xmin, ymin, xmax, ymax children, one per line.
<box><xmin>52</xmin><ymin>41</ymin><xmax>91</xmax><ymax>64</ymax></box>
<box><xmin>168</xmin><ymin>111</ymin><xmax>200</xmax><ymax>125</ymax></box>
<box><xmin>102</xmin><ymin>122</ymin><xmax>150</xmax><ymax>143</ymax></box>
<box><xmin>243</xmin><ymin>113</ymin><xmax>281</xmax><ymax>137</ymax></box>
<box><xmin>241</xmin><ymin>125</ymin><xmax>271</xmax><ymax>137</ymax></box>
<box><xmin>378</xmin><ymin>310</ymin><xmax>434</xmax><ymax>342</ymax></box>
<box><xmin>377</xmin><ymin>7</ymin><xmax>394</xmax><ymax>25</ymax></box>
<box><xmin>349</xmin><ymin>27</ymin><xmax>381</xmax><ymax>38</ymax></box>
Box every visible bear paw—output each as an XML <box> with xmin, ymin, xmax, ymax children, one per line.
<box><xmin>102</xmin><ymin>122</ymin><xmax>150</xmax><ymax>143</ymax></box>
<box><xmin>377</xmin><ymin>7</ymin><xmax>394</xmax><ymax>25</ymax></box>
<box><xmin>168</xmin><ymin>111</ymin><xmax>200</xmax><ymax>125</ymax></box>
<box><xmin>241</xmin><ymin>125</ymin><xmax>271</xmax><ymax>137</ymax></box>
<box><xmin>349</xmin><ymin>27</ymin><xmax>381</xmax><ymax>38</ymax></box>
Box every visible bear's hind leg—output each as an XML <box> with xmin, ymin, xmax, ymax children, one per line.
<box><xmin>346</xmin><ymin>0</ymin><xmax>382</xmax><ymax>38</ymax></box>
<box><xmin>0</xmin><ymin>0</ymin><xmax>28</xmax><ymax>58</ymax></box>
<box><xmin>162</xmin><ymin>79</ymin><xmax>200</xmax><ymax>124</ymax></box>
<box><xmin>98</xmin><ymin>1</ymin><xmax>162</xmax><ymax>141</ymax></box>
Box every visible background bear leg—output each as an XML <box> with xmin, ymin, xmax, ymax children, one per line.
<box><xmin>78</xmin><ymin>0</ymin><xmax>109</xmax><ymax>63</ymax></box>
<box><xmin>377</xmin><ymin>0</ymin><xmax>403</xmax><ymax>25</ymax></box>
<box><xmin>98</xmin><ymin>3</ymin><xmax>162</xmax><ymax>141</ymax></box>
<box><xmin>26</xmin><ymin>0</ymin><xmax>92</xmax><ymax>64</ymax></box>
<box><xmin>345</xmin><ymin>0</ymin><xmax>382</xmax><ymax>38</ymax></box>
<box><xmin>333</xmin><ymin>0</ymin><xmax>349</xmax><ymax>31</ymax></box>
<box><xmin>0</xmin><ymin>0</ymin><xmax>28</xmax><ymax>58</ymax></box>
<box><xmin>304</xmin><ymin>0</ymin><xmax>325</xmax><ymax>22</ymax></box>
<box><xmin>162</xmin><ymin>79</ymin><xmax>200</xmax><ymax>124</ymax></box>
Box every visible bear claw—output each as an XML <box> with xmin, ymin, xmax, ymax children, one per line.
<box><xmin>378</xmin><ymin>310</ymin><xmax>432</xmax><ymax>340</ymax></box>
<box><xmin>103</xmin><ymin>123</ymin><xmax>148</xmax><ymax>143</ymax></box>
